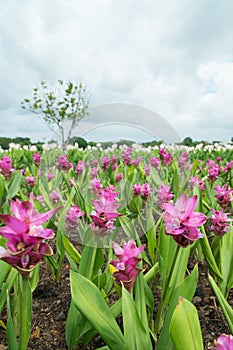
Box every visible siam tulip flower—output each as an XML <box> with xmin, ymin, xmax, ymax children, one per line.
<box><xmin>91</xmin><ymin>178</ymin><xmax>102</xmax><ymax>194</ymax></box>
<box><xmin>90</xmin><ymin>187</ymin><xmax>121</xmax><ymax>235</ymax></box>
<box><xmin>223</xmin><ymin>160</ymin><xmax>233</xmax><ymax>173</ymax></box>
<box><xmin>47</xmin><ymin>172</ymin><xmax>54</xmax><ymax>181</ymax></box>
<box><xmin>91</xmin><ymin>167</ymin><xmax>98</xmax><ymax>178</ymax></box>
<box><xmin>64</xmin><ymin>205</ymin><xmax>84</xmax><ymax>233</ymax></box>
<box><xmin>116</xmin><ymin>173</ymin><xmax>123</xmax><ymax>183</ymax></box>
<box><xmin>207</xmin><ymin>160</ymin><xmax>221</xmax><ymax>181</ymax></box>
<box><xmin>75</xmin><ymin>160</ymin><xmax>84</xmax><ymax>175</ymax></box>
<box><xmin>110</xmin><ymin>239</ymin><xmax>144</xmax><ymax>293</ymax></box>
<box><xmin>0</xmin><ymin>155</ymin><xmax>15</xmax><ymax>178</ymax></box>
<box><xmin>159</xmin><ymin>148</ymin><xmax>173</xmax><ymax>166</ymax></box>
<box><xmin>92</xmin><ymin>159</ymin><xmax>99</xmax><ymax>167</ymax></box>
<box><xmin>101</xmin><ymin>156</ymin><xmax>111</xmax><ymax>171</ymax></box>
<box><xmin>178</xmin><ymin>151</ymin><xmax>190</xmax><ymax>170</ymax></box>
<box><xmin>144</xmin><ymin>164</ymin><xmax>151</xmax><ymax>176</ymax></box>
<box><xmin>141</xmin><ymin>183</ymin><xmax>151</xmax><ymax>199</ymax></box>
<box><xmin>150</xmin><ymin>157</ymin><xmax>160</xmax><ymax>169</ymax></box>
<box><xmin>26</xmin><ymin>175</ymin><xmax>36</xmax><ymax>187</ymax></box>
<box><xmin>209</xmin><ymin>209</ymin><xmax>232</xmax><ymax>237</ymax></box>
<box><xmin>131</xmin><ymin>156</ymin><xmax>142</xmax><ymax>166</ymax></box>
<box><xmin>155</xmin><ymin>184</ymin><xmax>174</xmax><ymax>208</ymax></box>
<box><xmin>122</xmin><ymin>147</ymin><xmax>133</xmax><ymax>165</ymax></box>
<box><xmin>49</xmin><ymin>191</ymin><xmax>61</xmax><ymax>204</ymax></box>
<box><xmin>210</xmin><ymin>334</ymin><xmax>233</xmax><ymax>350</ymax></box>
<box><xmin>162</xmin><ymin>194</ymin><xmax>206</xmax><ymax>247</ymax></box>
<box><xmin>36</xmin><ymin>195</ymin><xmax>44</xmax><ymax>204</ymax></box>
<box><xmin>215</xmin><ymin>184</ymin><xmax>233</xmax><ymax>208</ymax></box>
<box><xmin>111</xmin><ymin>155</ymin><xmax>117</xmax><ymax>165</ymax></box>
<box><xmin>56</xmin><ymin>155</ymin><xmax>73</xmax><ymax>171</ymax></box>
<box><xmin>32</xmin><ymin>153</ymin><xmax>41</xmax><ymax>167</ymax></box>
<box><xmin>133</xmin><ymin>183</ymin><xmax>141</xmax><ymax>197</ymax></box>
<box><xmin>189</xmin><ymin>176</ymin><xmax>205</xmax><ymax>191</ymax></box>
<box><xmin>0</xmin><ymin>194</ymin><xmax>61</xmax><ymax>274</ymax></box>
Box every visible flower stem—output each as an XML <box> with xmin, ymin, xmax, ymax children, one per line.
<box><xmin>19</xmin><ymin>274</ymin><xmax>30</xmax><ymax>350</ymax></box>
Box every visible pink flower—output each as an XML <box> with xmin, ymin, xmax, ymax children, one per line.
<box><xmin>189</xmin><ymin>176</ymin><xmax>205</xmax><ymax>191</ymax></box>
<box><xmin>122</xmin><ymin>147</ymin><xmax>133</xmax><ymax>165</ymax></box>
<box><xmin>0</xmin><ymin>156</ymin><xmax>15</xmax><ymax>178</ymax></box>
<box><xmin>47</xmin><ymin>172</ymin><xmax>54</xmax><ymax>181</ymax></box>
<box><xmin>178</xmin><ymin>152</ymin><xmax>190</xmax><ymax>170</ymax></box>
<box><xmin>159</xmin><ymin>148</ymin><xmax>173</xmax><ymax>166</ymax></box>
<box><xmin>150</xmin><ymin>157</ymin><xmax>160</xmax><ymax>169</ymax></box>
<box><xmin>0</xmin><ymin>194</ymin><xmax>61</xmax><ymax>274</ymax></box>
<box><xmin>90</xmin><ymin>178</ymin><xmax>102</xmax><ymax>195</ymax></box>
<box><xmin>162</xmin><ymin>194</ymin><xmax>206</xmax><ymax>247</ymax></box>
<box><xmin>144</xmin><ymin>164</ymin><xmax>151</xmax><ymax>176</ymax></box>
<box><xmin>65</xmin><ymin>206</ymin><xmax>84</xmax><ymax>233</ymax></box>
<box><xmin>155</xmin><ymin>184</ymin><xmax>174</xmax><ymax>208</ymax></box>
<box><xmin>90</xmin><ymin>187</ymin><xmax>121</xmax><ymax>235</ymax></box>
<box><xmin>209</xmin><ymin>209</ymin><xmax>232</xmax><ymax>237</ymax></box>
<box><xmin>32</xmin><ymin>153</ymin><xmax>41</xmax><ymax>167</ymax></box>
<box><xmin>133</xmin><ymin>184</ymin><xmax>141</xmax><ymax>197</ymax></box>
<box><xmin>116</xmin><ymin>173</ymin><xmax>123</xmax><ymax>183</ymax></box>
<box><xmin>75</xmin><ymin>160</ymin><xmax>84</xmax><ymax>175</ymax></box>
<box><xmin>224</xmin><ymin>161</ymin><xmax>233</xmax><ymax>173</ymax></box>
<box><xmin>215</xmin><ymin>184</ymin><xmax>233</xmax><ymax>208</ymax></box>
<box><xmin>56</xmin><ymin>155</ymin><xmax>73</xmax><ymax>171</ymax></box>
<box><xmin>141</xmin><ymin>183</ymin><xmax>151</xmax><ymax>199</ymax></box>
<box><xmin>26</xmin><ymin>175</ymin><xmax>36</xmax><ymax>187</ymax></box>
<box><xmin>110</xmin><ymin>240</ymin><xmax>144</xmax><ymax>293</ymax></box>
<box><xmin>49</xmin><ymin>191</ymin><xmax>61</xmax><ymax>204</ymax></box>
<box><xmin>101</xmin><ymin>156</ymin><xmax>111</xmax><ymax>170</ymax></box>
<box><xmin>210</xmin><ymin>334</ymin><xmax>233</xmax><ymax>350</ymax></box>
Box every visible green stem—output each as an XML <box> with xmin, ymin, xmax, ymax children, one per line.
<box><xmin>155</xmin><ymin>244</ymin><xmax>180</xmax><ymax>333</ymax></box>
<box><xmin>19</xmin><ymin>274</ymin><xmax>30</xmax><ymax>350</ymax></box>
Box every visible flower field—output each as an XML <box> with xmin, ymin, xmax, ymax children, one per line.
<box><xmin>0</xmin><ymin>141</ymin><xmax>233</xmax><ymax>350</ymax></box>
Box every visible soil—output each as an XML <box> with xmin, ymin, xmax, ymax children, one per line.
<box><xmin>0</xmin><ymin>249</ymin><xmax>232</xmax><ymax>350</ymax></box>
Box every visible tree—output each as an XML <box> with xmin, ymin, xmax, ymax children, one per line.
<box><xmin>21</xmin><ymin>80</ymin><xmax>89</xmax><ymax>147</ymax></box>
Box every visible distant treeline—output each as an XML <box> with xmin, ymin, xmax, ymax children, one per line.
<box><xmin>0</xmin><ymin>136</ymin><xmax>228</xmax><ymax>151</ymax></box>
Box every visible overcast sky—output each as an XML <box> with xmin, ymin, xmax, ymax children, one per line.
<box><xmin>1</xmin><ymin>0</ymin><xmax>233</xmax><ymax>143</ymax></box>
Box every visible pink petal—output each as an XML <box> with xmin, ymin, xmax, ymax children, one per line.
<box><xmin>31</xmin><ymin>206</ymin><xmax>62</xmax><ymax>226</ymax></box>
<box><xmin>0</xmin><ymin>215</ymin><xmax>28</xmax><ymax>234</ymax></box>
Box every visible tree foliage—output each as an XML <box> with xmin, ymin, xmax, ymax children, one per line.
<box><xmin>21</xmin><ymin>80</ymin><xmax>90</xmax><ymax>147</ymax></box>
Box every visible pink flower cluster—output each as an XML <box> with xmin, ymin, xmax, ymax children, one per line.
<box><xmin>209</xmin><ymin>209</ymin><xmax>232</xmax><ymax>237</ymax></box>
<box><xmin>56</xmin><ymin>155</ymin><xmax>73</xmax><ymax>171</ymax></box>
<box><xmin>110</xmin><ymin>239</ymin><xmax>144</xmax><ymax>292</ymax></box>
<box><xmin>210</xmin><ymin>334</ymin><xmax>233</xmax><ymax>350</ymax></box>
<box><xmin>90</xmin><ymin>186</ymin><xmax>121</xmax><ymax>235</ymax></box>
<box><xmin>0</xmin><ymin>194</ymin><xmax>61</xmax><ymax>274</ymax></box>
<box><xmin>155</xmin><ymin>184</ymin><xmax>174</xmax><ymax>208</ymax></box>
<box><xmin>159</xmin><ymin>148</ymin><xmax>173</xmax><ymax>166</ymax></box>
<box><xmin>0</xmin><ymin>156</ymin><xmax>15</xmax><ymax>178</ymax></box>
<box><xmin>133</xmin><ymin>183</ymin><xmax>151</xmax><ymax>199</ymax></box>
<box><xmin>215</xmin><ymin>184</ymin><xmax>233</xmax><ymax>208</ymax></box>
<box><xmin>162</xmin><ymin>194</ymin><xmax>206</xmax><ymax>247</ymax></box>
<box><xmin>65</xmin><ymin>205</ymin><xmax>84</xmax><ymax>233</ymax></box>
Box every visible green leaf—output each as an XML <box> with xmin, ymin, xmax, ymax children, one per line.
<box><xmin>157</xmin><ymin>264</ymin><xmax>199</xmax><ymax>350</ymax></box>
<box><xmin>122</xmin><ymin>286</ymin><xmax>152</xmax><ymax>350</ymax></box>
<box><xmin>200</xmin><ymin>227</ymin><xmax>222</xmax><ymax>280</ymax></box>
<box><xmin>70</xmin><ymin>271</ymin><xmax>124</xmax><ymax>350</ymax></box>
<box><xmin>6</xmin><ymin>291</ymin><xmax>18</xmax><ymax>350</ymax></box>
<box><xmin>170</xmin><ymin>297</ymin><xmax>204</xmax><ymax>350</ymax></box>
<box><xmin>0</xmin><ymin>267</ymin><xmax>18</xmax><ymax>314</ymax></box>
<box><xmin>7</xmin><ymin>171</ymin><xmax>24</xmax><ymax>199</ymax></box>
<box><xmin>218</xmin><ymin>226</ymin><xmax>233</xmax><ymax>297</ymax></box>
<box><xmin>209</xmin><ymin>274</ymin><xmax>233</xmax><ymax>333</ymax></box>
<box><xmin>62</xmin><ymin>235</ymin><xmax>81</xmax><ymax>264</ymax></box>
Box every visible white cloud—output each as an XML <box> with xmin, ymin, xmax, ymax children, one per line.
<box><xmin>0</xmin><ymin>0</ymin><xmax>233</xmax><ymax>142</ymax></box>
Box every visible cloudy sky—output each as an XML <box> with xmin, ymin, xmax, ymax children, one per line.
<box><xmin>1</xmin><ymin>0</ymin><xmax>233</xmax><ymax>143</ymax></box>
